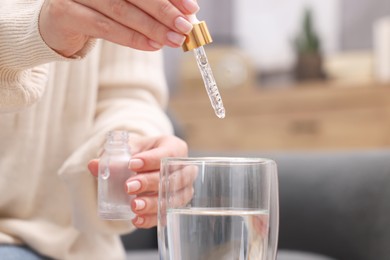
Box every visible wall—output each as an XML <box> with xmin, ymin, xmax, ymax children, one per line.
<box><xmin>164</xmin><ymin>0</ymin><xmax>390</xmax><ymax>90</ymax></box>
<box><xmin>233</xmin><ymin>0</ymin><xmax>340</xmax><ymax>72</ymax></box>
<box><xmin>341</xmin><ymin>0</ymin><xmax>390</xmax><ymax>50</ymax></box>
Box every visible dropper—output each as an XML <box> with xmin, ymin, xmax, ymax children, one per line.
<box><xmin>182</xmin><ymin>15</ymin><xmax>226</xmax><ymax>119</ymax></box>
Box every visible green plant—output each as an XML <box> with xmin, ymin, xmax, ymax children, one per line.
<box><xmin>294</xmin><ymin>8</ymin><xmax>321</xmax><ymax>54</ymax></box>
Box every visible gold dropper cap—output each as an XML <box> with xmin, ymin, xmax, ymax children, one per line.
<box><xmin>182</xmin><ymin>21</ymin><xmax>213</xmax><ymax>52</ymax></box>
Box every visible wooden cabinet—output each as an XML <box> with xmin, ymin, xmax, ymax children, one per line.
<box><xmin>168</xmin><ymin>83</ymin><xmax>390</xmax><ymax>152</ymax></box>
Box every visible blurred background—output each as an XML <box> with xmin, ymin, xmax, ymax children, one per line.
<box><xmin>125</xmin><ymin>1</ymin><xmax>390</xmax><ymax>259</ymax></box>
<box><xmin>163</xmin><ymin>0</ymin><xmax>390</xmax><ymax>153</ymax></box>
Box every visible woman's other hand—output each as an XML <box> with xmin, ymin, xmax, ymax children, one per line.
<box><xmin>88</xmin><ymin>135</ymin><xmax>189</xmax><ymax>228</ymax></box>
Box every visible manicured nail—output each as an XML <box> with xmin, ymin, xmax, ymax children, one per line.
<box><xmin>167</xmin><ymin>31</ymin><xmax>186</xmax><ymax>46</ymax></box>
<box><xmin>126</xmin><ymin>180</ymin><xmax>141</xmax><ymax>193</ymax></box>
<box><xmin>135</xmin><ymin>216</ymin><xmax>145</xmax><ymax>225</ymax></box>
<box><xmin>148</xmin><ymin>40</ymin><xmax>163</xmax><ymax>50</ymax></box>
<box><xmin>183</xmin><ymin>0</ymin><xmax>200</xmax><ymax>13</ymax></box>
<box><xmin>134</xmin><ymin>199</ymin><xmax>146</xmax><ymax>211</ymax></box>
<box><xmin>129</xmin><ymin>159</ymin><xmax>144</xmax><ymax>170</ymax></box>
<box><xmin>175</xmin><ymin>16</ymin><xmax>193</xmax><ymax>34</ymax></box>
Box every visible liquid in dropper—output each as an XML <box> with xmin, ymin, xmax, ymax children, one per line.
<box><xmin>193</xmin><ymin>46</ymin><xmax>226</xmax><ymax>118</ymax></box>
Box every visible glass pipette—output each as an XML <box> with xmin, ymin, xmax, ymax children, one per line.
<box><xmin>193</xmin><ymin>46</ymin><xmax>225</xmax><ymax>118</ymax></box>
<box><xmin>183</xmin><ymin>15</ymin><xmax>226</xmax><ymax>119</ymax></box>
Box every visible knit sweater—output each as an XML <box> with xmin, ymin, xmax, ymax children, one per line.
<box><xmin>0</xmin><ymin>1</ymin><xmax>173</xmax><ymax>259</ymax></box>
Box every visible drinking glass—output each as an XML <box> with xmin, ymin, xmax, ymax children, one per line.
<box><xmin>158</xmin><ymin>157</ymin><xmax>279</xmax><ymax>260</ymax></box>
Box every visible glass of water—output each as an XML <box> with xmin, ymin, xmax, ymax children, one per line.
<box><xmin>158</xmin><ymin>157</ymin><xmax>279</xmax><ymax>260</ymax></box>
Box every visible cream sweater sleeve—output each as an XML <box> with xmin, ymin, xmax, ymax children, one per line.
<box><xmin>0</xmin><ymin>0</ymin><xmax>94</xmax><ymax>113</ymax></box>
<box><xmin>94</xmin><ymin>40</ymin><xmax>173</xmax><ymax>136</ymax></box>
<box><xmin>58</xmin><ymin>42</ymin><xmax>173</xmax><ymax>235</ymax></box>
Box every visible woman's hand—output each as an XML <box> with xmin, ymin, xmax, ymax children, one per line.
<box><xmin>88</xmin><ymin>135</ymin><xmax>190</xmax><ymax>228</ymax></box>
<box><xmin>39</xmin><ymin>0</ymin><xmax>199</xmax><ymax>56</ymax></box>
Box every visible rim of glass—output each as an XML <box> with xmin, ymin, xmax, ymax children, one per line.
<box><xmin>161</xmin><ymin>157</ymin><xmax>275</xmax><ymax>165</ymax></box>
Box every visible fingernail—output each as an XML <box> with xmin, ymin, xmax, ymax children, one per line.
<box><xmin>135</xmin><ymin>216</ymin><xmax>145</xmax><ymax>225</ymax></box>
<box><xmin>126</xmin><ymin>180</ymin><xmax>141</xmax><ymax>193</ymax></box>
<box><xmin>134</xmin><ymin>199</ymin><xmax>146</xmax><ymax>210</ymax></box>
<box><xmin>129</xmin><ymin>158</ymin><xmax>144</xmax><ymax>170</ymax></box>
<box><xmin>167</xmin><ymin>31</ymin><xmax>186</xmax><ymax>46</ymax></box>
<box><xmin>148</xmin><ymin>40</ymin><xmax>163</xmax><ymax>49</ymax></box>
<box><xmin>175</xmin><ymin>16</ymin><xmax>193</xmax><ymax>34</ymax></box>
<box><xmin>183</xmin><ymin>0</ymin><xmax>200</xmax><ymax>13</ymax></box>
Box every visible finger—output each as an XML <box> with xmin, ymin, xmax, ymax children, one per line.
<box><xmin>166</xmin><ymin>165</ymin><xmax>198</xmax><ymax>192</ymax></box>
<box><xmin>126</xmin><ymin>164</ymin><xmax>196</xmax><ymax>195</ymax></box>
<box><xmin>129</xmin><ymin>0</ymin><xmax>194</xmax><ymax>33</ymax></box>
<box><xmin>126</xmin><ymin>163</ymin><xmax>195</xmax><ymax>194</ymax></box>
<box><xmin>131</xmin><ymin>136</ymin><xmax>188</xmax><ymax>172</ymax></box>
<box><xmin>65</xmin><ymin>1</ymin><xmax>164</xmax><ymax>50</ymax></box>
<box><xmin>132</xmin><ymin>184</ymin><xmax>194</xmax><ymax>216</ymax></box>
<box><xmin>75</xmin><ymin>0</ymin><xmax>188</xmax><ymax>47</ymax></box>
<box><xmin>126</xmin><ymin>171</ymin><xmax>160</xmax><ymax>194</ymax></box>
<box><xmin>132</xmin><ymin>195</ymin><xmax>158</xmax><ymax>214</ymax></box>
<box><xmin>169</xmin><ymin>0</ymin><xmax>200</xmax><ymax>14</ymax></box>
<box><xmin>132</xmin><ymin>186</ymin><xmax>194</xmax><ymax>228</ymax></box>
<box><xmin>153</xmin><ymin>184</ymin><xmax>195</xmax><ymax>227</ymax></box>
<box><xmin>87</xmin><ymin>159</ymin><xmax>99</xmax><ymax>177</ymax></box>
<box><xmin>132</xmin><ymin>214</ymin><xmax>157</xmax><ymax>229</ymax></box>
<box><xmin>159</xmin><ymin>185</ymin><xmax>194</xmax><ymax>211</ymax></box>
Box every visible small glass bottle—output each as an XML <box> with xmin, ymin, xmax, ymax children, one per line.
<box><xmin>98</xmin><ymin>130</ymin><xmax>135</xmax><ymax>220</ymax></box>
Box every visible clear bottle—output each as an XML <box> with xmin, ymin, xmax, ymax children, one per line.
<box><xmin>98</xmin><ymin>130</ymin><xmax>135</xmax><ymax>220</ymax></box>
